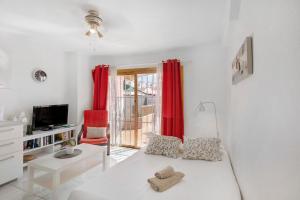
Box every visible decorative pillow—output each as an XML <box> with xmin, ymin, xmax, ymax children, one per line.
<box><xmin>182</xmin><ymin>137</ymin><xmax>222</xmax><ymax>161</ymax></box>
<box><xmin>86</xmin><ymin>127</ymin><xmax>106</xmax><ymax>139</ymax></box>
<box><xmin>145</xmin><ymin>135</ymin><xmax>182</xmax><ymax>158</ymax></box>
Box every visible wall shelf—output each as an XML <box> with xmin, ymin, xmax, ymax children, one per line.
<box><xmin>23</xmin><ymin>126</ymin><xmax>78</xmax><ymax>168</ymax></box>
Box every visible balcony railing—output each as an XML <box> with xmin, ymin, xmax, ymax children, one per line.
<box><xmin>117</xmin><ymin>95</ymin><xmax>156</xmax><ymax>147</ymax></box>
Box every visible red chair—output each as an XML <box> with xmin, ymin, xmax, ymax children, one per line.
<box><xmin>80</xmin><ymin>110</ymin><xmax>110</xmax><ymax>155</ymax></box>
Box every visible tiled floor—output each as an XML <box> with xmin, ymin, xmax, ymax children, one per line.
<box><xmin>0</xmin><ymin>146</ymin><xmax>138</xmax><ymax>200</ymax></box>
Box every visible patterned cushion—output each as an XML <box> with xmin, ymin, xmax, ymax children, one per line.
<box><xmin>145</xmin><ymin>135</ymin><xmax>182</xmax><ymax>158</ymax></box>
<box><xmin>182</xmin><ymin>137</ymin><xmax>222</xmax><ymax>161</ymax></box>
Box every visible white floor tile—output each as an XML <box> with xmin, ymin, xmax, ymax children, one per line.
<box><xmin>0</xmin><ymin>147</ymin><xmax>137</xmax><ymax>200</ymax></box>
<box><xmin>40</xmin><ymin>180</ymin><xmax>83</xmax><ymax>200</ymax></box>
<box><xmin>0</xmin><ymin>184</ymin><xmax>42</xmax><ymax>200</ymax></box>
<box><xmin>11</xmin><ymin>169</ymin><xmax>51</xmax><ymax>198</ymax></box>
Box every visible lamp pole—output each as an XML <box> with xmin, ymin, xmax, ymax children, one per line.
<box><xmin>197</xmin><ymin>101</ymin><xmax>220</xmax><ymax>138</ymax></box>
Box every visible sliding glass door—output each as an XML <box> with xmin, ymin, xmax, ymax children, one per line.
<box><xmin>116</xmin><ymin>68</ymin><xmax>157</xmax><ymax>148</ymax></box>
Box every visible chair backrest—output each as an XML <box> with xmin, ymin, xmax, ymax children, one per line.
<box><xmin>83</xmin><ymin>110</ymin><xmax>108</xmax><ymax>138</ymax></box>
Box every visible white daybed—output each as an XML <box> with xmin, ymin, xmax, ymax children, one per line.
<box><xmin>68</xmin><ymin>150</ymin><xmax>241</xmax><ymax>200</ymax></box>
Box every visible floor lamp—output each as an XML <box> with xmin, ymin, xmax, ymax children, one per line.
<box><xmin>196</xmin><ymin>101</ymin><xmax>220</xmax><ymax>138</ymax></box>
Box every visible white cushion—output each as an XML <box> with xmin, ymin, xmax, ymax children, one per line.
<box><xmin>86</xmin><ymin>127</ymin><xmax>106</xmax><ymax>139</ymax></box>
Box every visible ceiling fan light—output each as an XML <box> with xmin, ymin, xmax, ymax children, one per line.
<box><xmin>90</xmin><ymin>28</ymin><xmax>96</xmax><ymax>34</ymax></box>
<box><xmin>85</xmin><ymin>10</ymin><xmax>103</xmax><ymax>39</ymax></box>
<box><xmin>89</xmin><ymin>23</ymin><xmax>97</xmax><ymax>33</ymax></box>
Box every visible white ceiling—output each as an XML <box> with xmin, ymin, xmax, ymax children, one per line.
<box><xmin>0</xmin><ymin>0</ymin><xmax>229</xmax><ymax>55</ymax></box>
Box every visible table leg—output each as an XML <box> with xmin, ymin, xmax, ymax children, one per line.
<box><xmin>27</xmin><ymin>166</ymin><xmax>34</xmax><ymax>194</ymax></box>
<box><xmin>52</xmin><ymin>172</ymin><xmax>60</xmax><ymax>200</ymax></box>
<box><xmin>102</xmin><ymin>149</ymin><xmax>106</xmax><ymax>171</ymax></box>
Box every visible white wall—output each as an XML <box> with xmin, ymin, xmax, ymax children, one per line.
<box><xmin>225</xmin><ymin>0</ymin><xmax>300</xmax><ymax>199</ymax></box>
<box><xmin>76</xmin><ymin>54</ymin><xmax>93</xmax><ymax>124</ymax></box>
<box><xmin>0</xmin><ymin>40</ymin><xmax>90</xmax><ymax>126</ymax></box>
<box><xmin>0</xmin><ymin>45</ymin><xmax>66</xmax><ymax>122</ymax></box>
<box><xmin>63</xmin><ymin>52</ymin><xmax>78</xmax><ymax>124</ymax></box>
<box><xmin>90</xmin><ymin>45</ymin><xmax>229</xmax><ymax>139</ymax></box>
<box><xmin>63</xmin><ymin>52</ymin><xmax>92</xmax><ymax>125</ymax></box>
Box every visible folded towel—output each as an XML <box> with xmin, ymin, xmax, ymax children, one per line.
<box><xmin>148</xmin><ymin>172</ymin><xmax>185</xmax><ymax>192</ymax></box>
<box><xmin>155</xmin><ymin>166</ymin><xmax>175</xmax><ymax>179</ymax></box>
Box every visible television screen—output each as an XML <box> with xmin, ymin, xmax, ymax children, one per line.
<box><xmin>32</xmin><ymin>104</ymin><xmax>68</xmax><ymax>130</ymax></box>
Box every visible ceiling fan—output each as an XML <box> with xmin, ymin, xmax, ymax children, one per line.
<box><xmin>85</xmin><ymin>10</ymin><xmax>103</xmax><ymax>38</ymax></box>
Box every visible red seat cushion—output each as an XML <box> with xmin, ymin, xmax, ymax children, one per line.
<box><xmin>80</xmin><ymin>137</ymin><xmax>108</xmax><ymax>145</ymax></box>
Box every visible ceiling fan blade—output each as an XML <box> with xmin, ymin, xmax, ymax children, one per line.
<box><xmin>85</xmin><ymin>30</ymin><xmax>91</xmax><ymax>36</ymax></box>
<box><xmin>97</xmin><ymin>31</ymin><xmax>103</xmax><ymax>38</ymax></box>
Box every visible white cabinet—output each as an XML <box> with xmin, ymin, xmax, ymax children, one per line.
<box><xmin>0</xmin><ymin>122</ymin><xmax>23</xmax><ymax>185</ymax></box>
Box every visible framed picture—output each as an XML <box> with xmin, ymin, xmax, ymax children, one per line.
<box><xmin>232</xmin><ymin>36</ymin><xmax>253</xmax><ymax>84</ymax></box>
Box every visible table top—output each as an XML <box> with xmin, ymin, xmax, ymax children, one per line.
<box><xmin>28</xmin><ymin>144</ymin><xmax>106</xmax><ymax>172</ymax></box>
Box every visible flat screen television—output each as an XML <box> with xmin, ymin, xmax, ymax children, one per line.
<box><xmin>32</xmin><ymin>104</ymin><xmax>68</xmax><ymax>131</ymax></box>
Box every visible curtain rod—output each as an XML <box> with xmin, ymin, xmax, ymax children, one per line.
<box><xmin>112</xmin><ymin>59</ymin><xmax>192</xmax><ymax>68</ymax></box>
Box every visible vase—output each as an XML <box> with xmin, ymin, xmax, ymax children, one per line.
<box><xmin>65</xmin><ymin>146</ymin><xmax>74</xmax><ymax>154</ymax></box>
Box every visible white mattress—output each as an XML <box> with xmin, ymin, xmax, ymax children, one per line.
<box><xmin>69</xmin><ymin>150</ymin><xmax>241</xmax><ymax>200</ymax></box>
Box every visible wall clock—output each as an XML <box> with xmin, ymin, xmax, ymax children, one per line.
<box><xmin>33</xmin><ymin>69</ymin><xmax>47</xmax><ymax>82</ymax></box>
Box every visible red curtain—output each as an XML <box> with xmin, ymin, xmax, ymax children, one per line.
<box><xmin>161</xmin><ymin>59</ymin><xmax>184</xmax><ymax>141</ymax></box>
<box><xmin>92</xmin><ymin>65</ymin><xmax>109</xmax><ymax>110</ymax></box>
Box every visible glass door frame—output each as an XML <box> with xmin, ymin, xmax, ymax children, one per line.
<box><xmin>117</xmin><ymin>67</ymin><xmax>157</xmax><ymax>148</ymax></box>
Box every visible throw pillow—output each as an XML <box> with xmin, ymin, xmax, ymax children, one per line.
<box><xmin>145</xmin><ymin>135</ymin><xmax>182</xmax><ymax>158</ymax></box>
<box><xmin>182</xmin><ymin>137</ymin><xmax>222</xmax><ymax>161</ymax></box>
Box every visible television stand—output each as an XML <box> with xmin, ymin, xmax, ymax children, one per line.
<box><xmin>41</xmin><ymin>127</ymin><xmax>53</xmax><ymax>131</ymax></box>
<box><xmin>41</xmin><ymin>126</ymin><xmax>61</xmax><ymax>131</ymax></box>
<box><xmin>22</xmin><ymin>126</ymin><xmax>78</xmax><ymax>168</ymax></box>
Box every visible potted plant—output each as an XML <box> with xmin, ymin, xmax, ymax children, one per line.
<box><xmin>64</xmin><ymin>139</ymin><xmax>76</xmax><ymax>154</ymax></box>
